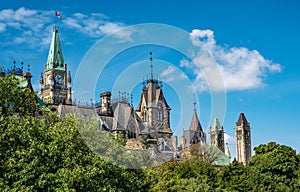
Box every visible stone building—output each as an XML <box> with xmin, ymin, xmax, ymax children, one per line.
<box><xmin>235</xmin><ymin>113</ymin><xmax>252</xmax><ymax>165</ymax></box>
<box><xmin>40</xmin><ymin>27</ymin><xmax>177</xmax><ymax>154</ymax></box>
<box><xmin>210</xmin><ymin>118</ymin><xmax>225</xmax><ymax>153</ymax></box>
<box><xmin>37</xmin><ymin>26</ymin><xmax>252</xmax><ymax>164</ymax></box>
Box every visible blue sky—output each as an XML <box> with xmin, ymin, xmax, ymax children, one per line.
<box><xmin>1</xmin><ymin>0</ymin><xmax>299</xmax><ymax>158</ymax></box>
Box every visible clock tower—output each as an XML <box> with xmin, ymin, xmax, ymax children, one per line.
<box><xmin>40</xmin><ymin>26</ymin><xmax>72</xmax><ymax>105</ymax></box>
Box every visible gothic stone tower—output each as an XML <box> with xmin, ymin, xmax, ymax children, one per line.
<box><xmin>136</xmin><ymin>53</ymin><xmax>172</xmax><ymax>139</ymax></box>
<box><xmin>235</xmin><ymin>113</ymin><xmax>251</xmax><ymax>166</ymax></box>
<box><xmin>40</xmin><ymin>26</ymin><xmax>72</xmax><ymax>105</ymax></box>
<box><xmin>210</xmin><ymin>118</ymin><xmax>225</xmax><ymax>153</ymax></box>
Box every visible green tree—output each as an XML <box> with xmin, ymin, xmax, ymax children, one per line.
<box><xmin>150</xmin><ymin>157</ymin><xmax>217</xmax><ymax>191</ymax></box>
<box><xmin>218</xmin><ymin>159</ymin><xmax>252</xmax><ymax>191</ymax></box>
<box><xmin>0</xmin><ymin>114</ymin><xmax>149</xmax><ymax>191</ymax></box>
<box><xmin>248</xmin><ymin>142</ymin><xmax>300</xmax><ymax>191</ymax></box>
<box><xmin>0</xmin><ymin>74</ymin><xmax>38</xmax><ymax>121</ymax></box>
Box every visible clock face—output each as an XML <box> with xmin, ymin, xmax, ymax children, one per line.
<box><xmin>47</xmin><ymin>75</ymin><xmax>52</xmax><ymax>85</ymax></box>
<box><xmin>55</xmin><ymin>74</ymin><xmax>63</xmax><ymax>84</ymax></box>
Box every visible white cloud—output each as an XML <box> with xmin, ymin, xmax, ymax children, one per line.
<box><xmin>224</xmin><ymin>133</ymin><xmax>235</xmax><ymax>145</ymax></box>
<box><xmin>0</xmin><ymin>7</ymin><xmax>131</xmax><ymax>49</ymax></box>
<box><xmin>161</xmin><ymin>66</ymin><xmax>187</xmax><ymax>82</ymax></box>
<box><xmin>14</xmin><ymin>37</ymin><xmax>26</xmax><ymax>44</ymax></box>
<box><xmin>99</xmin><ymin>22</ymin><xmax>132</xmax><ymax>41</ymax></box>
<box><xmin>63</xmin><ymin>13</ymin><xmax>132</xmax><ymax>41</ymax></box>
<box><xmin>0</xmin><ymin>23</ymin><xmax>6</xmax><ymax>32</ymax></box>
<box><xmin>161</xmin><ymin>66</ymin><xmax>176</xmax><ymax>76</ymax></box>
<box><xmin>186</xmin><ymin>29</ymin><xmax>282</xmax><ymax>92</ymax></box>
<box><xmin>0</xmin><ymin>7</ymin><xmax>53</xmax><ymax>48</ymax></box>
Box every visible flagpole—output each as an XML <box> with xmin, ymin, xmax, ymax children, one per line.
<box><xmin>55</xmin><ymin>10</ymin><xmax>57</xmax><ymax>28</ymax></box>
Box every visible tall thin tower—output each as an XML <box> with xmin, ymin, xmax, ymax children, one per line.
<box><xmin>235</xmin><ymin>113</ymin><xmax>251</xmax><ymax>166</ymax></box>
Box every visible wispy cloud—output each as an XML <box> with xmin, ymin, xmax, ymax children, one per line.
<box><xmin>161</xmin><ymin>66</ymin><xmax>187</xmax><ymax>82</ymax></box>
<box><xmin>184</xmin><ymin>29</ymin><xmax>282</xmax><ymax>92</ymax></box>
<box><xmin>0</xmin><ymin>7</ymin><xmax>54</xmax><ymax>48</ymax></box>
<box><xmin>63</xmin><ymin>12</ymin><xmax>132</xmax><ymax>41</ymax></box>
<box><xmin>0</xmin><ymin>7</ymin><xmax>131</xmax><ymax>50</ymax></box>
<box><xmin>224</xmin><ymin>133</ymin><xmax>235</xmax><ymax>145</ymax></box>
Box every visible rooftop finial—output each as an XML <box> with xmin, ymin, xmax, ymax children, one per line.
<box><xmin>27</xmin><ymin>63</ymin><xmax>30</xmax><ymax>72</ymax></box>
<box><xmin>13</xmin><ymin>60</ymin><xmax>16</xmax><ymax>70</ymax></box>
<box><xmin>150</xmin><ymin>52</ymin><xmax>153</xmax><ymax>80</ymax></box>
<box><xmin>21</xmin><ymin>61</ymin><xmax>24</xmax><ymax>71</ymax></box>
<box><xmin>193</xmin><ymin>94</ymin><xmax>197</xmax><ymax>112</ymax></box>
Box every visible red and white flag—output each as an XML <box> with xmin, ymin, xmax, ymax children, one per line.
<box><xmin>55</xmin><ymin>11</ymin><xmax>62</xmax><ymax>18</ymax></box>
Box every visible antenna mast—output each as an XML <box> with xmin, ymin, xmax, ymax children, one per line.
<box><xmin>150</xmin><ymin>52</ymin><xmax>153</xmax><ymax>80</ymax></box>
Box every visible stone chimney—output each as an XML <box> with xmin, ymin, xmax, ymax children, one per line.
<box><xmin>100</xmin><ymin>91</ymin><xmax>112</xmax><ymax>115</ymax></box>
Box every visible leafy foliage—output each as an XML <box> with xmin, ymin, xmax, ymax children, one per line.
<box><xmin>0</xmin><ymin>114</ymin><xmax>150</xmax><ymax>191</ymax></box>
<box><xmin>0</xmin><ymin>74</ymin><xmax>38</xmax><ymax>121</ymax></box>
<box><xmin>218</xmin><ymin>159</ymin><xmax>252</xmax><ymax>191</ymax></box>
<box><xmin>248</xmin><ymin>142</ymin><xmax>300</xmax><ymax>191</ymax></box>
<box><xmin>149</xmin><ymin>157</ymin><xmax>218</xmax><ymax>191</ymax></box>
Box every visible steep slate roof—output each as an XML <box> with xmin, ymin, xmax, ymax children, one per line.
<box><xmin>99</xmin><ymin>101</ymin><xmax>146</xmax><ymax>134</ymax></box>
<box><xmin>58</xmin><ymin>104</ymin><xmax>97</xmax><ymax>117</ymax></box>
<box><xmin>45</xmin><ymin>26</ymin><xmax>65</xmax><ymax>71</ymax></box>
<box><xmin>236</xmin><ymin>113</ymin><xmax>249</xmax><ymax>126</ymax></box>
<box><xmin>189</xmin><ymin>111</ymin><xmax>203</xmax><ymax>132</ymax></box>
<box><xmin>210</xmin><ymin>118</ymin><xmax>223</xmax><ymax>131</ymax></box>
<box><xmin>136</xmin><ymin>80</ymin><xmax>170</xmax><ymax>111</ymax></box>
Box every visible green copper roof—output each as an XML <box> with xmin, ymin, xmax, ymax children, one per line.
<box><xmin>210</xmin><ymin>146</ymin><xmax>231</xmax><ymax>166</ymax></box>
<box><xmin>45</xmin><ymin>26</ymin><xmax>65</xmax><ymax>71</ymax></box>
<box><xmin>210</xmin><ymin>118</ymin><xmax>223</xmax><ymax>131</ymax></box>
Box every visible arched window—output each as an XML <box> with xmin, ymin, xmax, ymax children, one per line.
<box><xmin>143</xmin><ymin>110</ymin><xmax>148</xmax><ymax>122</ymax></box>
<box><xmin>158</xmin><ymin>104</ymin><xmax>163</xmax><ymax>122</ymax></box>
<box><xmin>128</xmin><ymin>122</ymin><xmax>136</xmax><ymax>139</ymax></box>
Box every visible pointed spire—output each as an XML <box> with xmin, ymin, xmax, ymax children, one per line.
<box><xmin>45</xmin><ymin>26</ymin><xmax>65</xmax><ymax>71</ymax></box>
<box><xmin>225</xmin><ymin>143</ymin><xmax>231</xmax><ymax>159</ymax></box>
<box><xmin>210</xmin><ymin>118</ymin><xmax>223</xmax><ymax>131</ymax></box>
<box><xmin>236</xmin><ymin>113</ymin><xmax>249</xmax><ymax>126</ymax></box>
<box><xmin>40</xmin><ymin>73</ymin><xmax>44</xmax><ymax>84</ymax></box>
<box><xmin>189</xmin><ymin>111</ymin><xmax>203</xmax><ymax>132</ymax></box>
<box><xmin>67</xmin><ymin>71</ymin><xmax>71</xmax><ymax>84</ymax></box>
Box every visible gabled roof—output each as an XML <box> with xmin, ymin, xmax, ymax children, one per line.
<box><xmin>136</xmin><ymin>80</ymin><xmax>170</xmax><ymax>111</ymax></box>
<box><xmin>236</xmin><ymin>113</ymin><xmax>249</xmax><ymax>126</ymax></box>
<box><xmin>210</xmin><ymin>118</ymin><xmax>223</xmax><ymax>131</ymax></box>
<box><xmin>189</xmin><ymin>111</ymin><xmax>203</xmax><ymax>132</ymax></box>
<box><xmin>45</xmin><ymin>26</ymin><xmax>65</xmax><ymax>71</ymax></box>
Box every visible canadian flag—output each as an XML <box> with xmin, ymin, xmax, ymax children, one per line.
<box><xmin>55</xmin><ymin>11</ymin><xmax>62</xmax><ymax>18</ymax></box>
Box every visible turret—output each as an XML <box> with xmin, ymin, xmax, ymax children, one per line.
<box><xmin>235</xmin><ymin>113</ymin><xmax>251</xmax><ymax>166</ymax></box>
<box><xmin>225</xmin><ymin>143</ymin><xmax>231</xmax><ymax>159</ymax></box>
<box><xmin>39</xmin><ymin>73</ymin><xmax>44</xmax><ymax>85</ymax></box>
<box><xmin>210</xmin><ymin>118</ymin><xmax>225</xmax><ymax>152</ymax></box>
